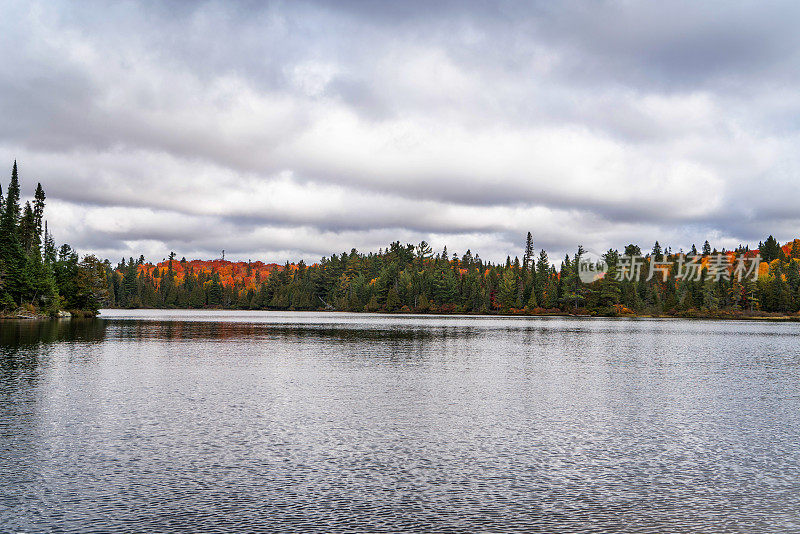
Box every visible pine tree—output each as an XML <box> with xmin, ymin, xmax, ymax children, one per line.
<box><xmin>624</xmin><ymin>244</ymin><xmax>642</xmax><ymax>257</ymax></box>
<box><xmin>416</xmin><ymin>241</ymin><xmax>432</xmax><ymax>267</ymax></box>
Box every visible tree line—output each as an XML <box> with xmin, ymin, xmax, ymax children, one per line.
<box><xmin>4</xmin><ymin>161</ymin><xmax>800</xmax><ymax>318</ymax></box>
<box><xmin>103</xmin><ymin>233</ymin><xmax>800</xmax><ymax>317</ymax></box>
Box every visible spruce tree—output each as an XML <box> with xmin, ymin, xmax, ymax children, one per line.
<box><xmin>761</xmin><ymin>235</ymin><xmax>781</xmax><ymax>263</ymax></box>
<box><xmin>26</xmin><ymin>250</ymin><xmax>58</xmax><ymax>310</ymax></box>
<box><xmin>43</xmin><ymin>222</ymin><xmax>57</xmax><ymax>264</ymax></box>
<box><xmin>33</xmin><ymin>183</ymin><xmax>46</xmax><ymax>243</ymax></box>
<box><xmin>652</xmin><ymin>241</ymin><xmax>663</xmax><ymax>261</ymax></box>
<box><xmin>523</xmin><ymin>232</ymin><xmax>534</xmax><ymax>270</ymax></box>
<box><xmin>0</xmin><ymin>162</ymin><xmax>25</xmax><ymax>305</ymax></box>
<box><xmin>19</xmin><ymin>202</ymin><xmax>35</xmax><ymax>253</ymax></box>
<box><xmin>535</xmin><ymin>249</ymin><xmax>549</xmax><ymax>305</ymax></box>
<box><xmin>525</xmin><ymin>284</ymin><xmax>538</xmax><ymax>309</ymax></box>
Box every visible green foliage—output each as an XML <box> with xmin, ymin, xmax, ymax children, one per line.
<box><xmin>498</xmin><ymin>268</ymin><xmax>518</xmax><ymax>309</ymax></box>
<box><xmin>0</xmin><ymin>161</ymin><xmax>25</xmax><ymax>305</ymax></box>
<box><xmin>760</xmin><ymin>235</ymin><xmax>782</xmax><ymax>263</ymax></box>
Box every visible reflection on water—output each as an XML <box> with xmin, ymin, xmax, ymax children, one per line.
<box><xmin>2</xmin><ymin>310</ymin><xmax>800</xmax><ymax>533</ymax></box>
<box><xmin>0</xmin><ymin>317</ymin><xmax>107</xmax><ymax>346</ymax></box>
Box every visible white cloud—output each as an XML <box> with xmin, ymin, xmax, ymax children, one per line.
<box><xmin>1</xmin><ymin>0</ymin><xmax>798</xmax><ymax>264</ymax></box>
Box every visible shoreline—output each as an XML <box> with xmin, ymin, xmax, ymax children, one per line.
<box><xmin>91</xmin><ymin>307</ymin><xmax>800</xmax><ymax>323</ymax></box>
<box><xmin>0</xmin><ymin>310</ymin><xmax>95</xmax><ymax>320</ymax></box>
<box><xmin>5</xmin><ymin>308</ymin><xmax>800</xmax><ymax>323</ymax></box>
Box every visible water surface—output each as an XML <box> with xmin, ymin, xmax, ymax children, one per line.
<box><xmin>2</xmin><ymin>310</ymin><xmax>800</xmax><ymax>532</ymax></box>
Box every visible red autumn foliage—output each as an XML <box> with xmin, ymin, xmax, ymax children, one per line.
<box><xmin>131</xmin><ymin>260</ymin><xmax>288</xmax><ymax>290</ymax></box>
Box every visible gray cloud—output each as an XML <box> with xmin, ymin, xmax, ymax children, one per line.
<box><xmin>1</xmin><ymin>0</ymin><xmax>798</xmax><ymax>263</ymax></box>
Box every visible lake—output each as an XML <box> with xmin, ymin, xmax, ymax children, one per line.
<box><xmin>2</xmin><ymin>310</ymin><xmax>800</xmax><ymax>532</ymax></box>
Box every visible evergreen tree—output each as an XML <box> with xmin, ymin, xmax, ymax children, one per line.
<box><xmin>624</xmin><ymin>244</ymin><xmax>642</xmax><ymax>257</ymax></box>
<box><xmin>560</xmin><ymin>247</ymin><xmax>586</xmax><ymax>310</ymax></box>
<box><xmin>19</xmin><ymin>202</ymin><xmax>36</xmax><ymax>253</ymax></box>
<box><xmin>790</xmin><ymin>240</ymin><xmax>800</xmax><ymax>260</ymax></box>
<box><xmin>0</xmin><ymin>161</ymin><xmax>25</xmax><ymax>306</ymax></box>
<box><xmin>385</xmin><ymin>286</ymin><xmax>400</xmax><ymax>311</ymax></box>
<box><xmin>498</xmin><ymin>268</ymin><xmax>517</xmax><ymax>309</ymax></box>
<box><xmin>416</xmin><ymin>241</ymin><xmax>433</xmax><ymax>268</ymax></box>
<box><xmin>761</xmin><ymin>235</ymin><xmax>782</xmax><ymax>263</ymax></box>
<box><xmin>525</xmin><ymin>283</ymin><xmax>538</xmax><ymax>309</ymax></box>
<box><xmin>652</xmin><ymin>241</ymin><xmax>663</xmax><ymax>261</ymax></box>
<box><xmin>122</xmin><ymin>259</ymin><xmax>138</xmax><ymax>307</ymax></box>
<box><xmin>535</xmin><ymin>249</ymin><xmax>549</xmax><ymax>305</ymax></box>
<box><xmin>522</xmin><ymin>232</ymin><xmax>534</xmax><ymax>270</ymax></box>
<box><xmin>33</xmin><ymin>183</ymin><xmax>46</xmax><ymax>235</ymax></box>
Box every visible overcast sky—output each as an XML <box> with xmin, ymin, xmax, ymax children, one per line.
<box><xmin>2</xmin><ymin>0</ymin><xmax>798</xmax><ymax>263</ymax></box>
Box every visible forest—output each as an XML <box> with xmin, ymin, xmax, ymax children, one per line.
<box><xmin>3</xmin><ymin>162</ymin><xmax>800</xmax><ymax>318</ymax></box>
<box><xmin>103</xmin><ymin>235</ymin><xmax>800</xmax><ymax>318</ymax></box>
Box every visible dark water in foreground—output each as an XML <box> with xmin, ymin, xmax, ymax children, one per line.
<box><xmin>1</xmin><ymin>310</ymin><xmax>800</xmax><ymax>533</ymax></box>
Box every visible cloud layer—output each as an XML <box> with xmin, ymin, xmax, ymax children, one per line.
<box><xmin>2</xmin><ymin>0</ymin><xmax>799</xmax><ymax>263</ymax></box>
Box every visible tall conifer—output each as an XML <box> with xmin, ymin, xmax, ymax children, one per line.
<box><xmin>0</xmin><ymin>162</ymin><xmax>25</xmax><ymax>303</ymax></box>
